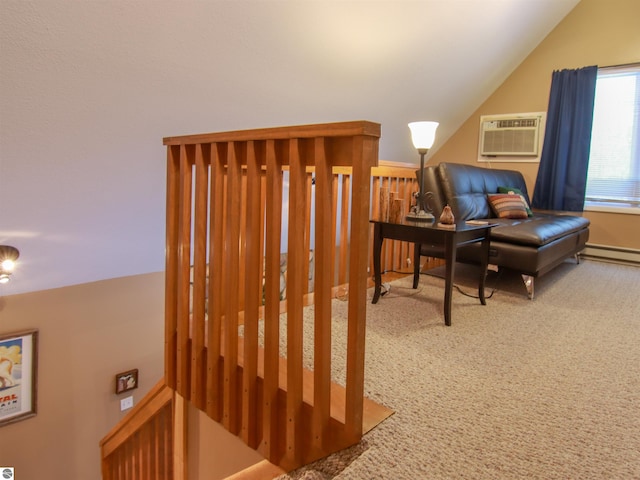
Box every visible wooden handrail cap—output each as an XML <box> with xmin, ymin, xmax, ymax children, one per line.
<box><xmin>163</xmin><ymin>120</ymin><xmax>381</xmax><ymax>145</ymax></box>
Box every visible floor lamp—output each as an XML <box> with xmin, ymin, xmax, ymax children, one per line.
<box><xmin>406</xmin><ymin>121</ymin><xmax>439</xmax><ymax>221</ymax></box>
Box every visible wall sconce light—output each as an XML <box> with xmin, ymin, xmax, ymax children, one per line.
<box><xmin>407</xmin><ymin>121</ymin><xmax>439</xmax><ymax>221</ymax></box>
<box><xmin>0</xmin><ymin>245</ymin><xmax>20</xmax><ymax>284</ymax></box>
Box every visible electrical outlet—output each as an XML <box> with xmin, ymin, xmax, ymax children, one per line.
<box><xmin>120</xmin><ymin>396</ymin><xmax>134</xmax><ymax>411</ymax></box>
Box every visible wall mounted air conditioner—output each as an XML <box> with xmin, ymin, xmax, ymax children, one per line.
<box><xmin>478</xmin><ymin>112</ymin><xmax>546</xmax><ymax>160</ymax></box>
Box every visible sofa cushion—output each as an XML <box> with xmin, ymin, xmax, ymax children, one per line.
<box><xmin>437</xmin><ymin>163</ymin><xmax>531</xmax><ymax>221</ymax></box>
<box><xmin>498</xmin><ymin>186</ymin><xmax>533</xmax><ymax>216</ymax></box>
<box><xmin>487</xmin><ymin>193</ymin><xmax>529</xmax><ymax>219</ymax></box>
<box><xmin>487</xmin><ymin>213</ymin><xmax>590</xmax><ymax>247</ymax></box>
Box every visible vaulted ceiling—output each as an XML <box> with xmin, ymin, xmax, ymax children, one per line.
<box><xmin>0</xmin><ymin>0</ymin><xmax>580</xmax><ymax>295</ymax></box>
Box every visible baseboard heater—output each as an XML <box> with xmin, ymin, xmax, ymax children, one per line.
<box><xmin>582</xmin><ymin>243</ymin><xmax>640</xmax><ymax>265</ymax></box>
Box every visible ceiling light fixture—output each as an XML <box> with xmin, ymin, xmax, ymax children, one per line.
<box><xmin>0</xmin><ymin>245</ymin><xmax>20</xmax><ymax>284</ymax></box>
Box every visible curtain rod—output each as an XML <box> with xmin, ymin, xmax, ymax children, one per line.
<box><xmin>599</xmin><ymin>61</ymin><xmax>640</xmax><ymax>70</ymax></box>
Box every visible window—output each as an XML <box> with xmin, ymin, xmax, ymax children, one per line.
<box><xmin>585</xmin><ymin>64</ymin><xmax>640</xmax><ymax>213</ymax></box>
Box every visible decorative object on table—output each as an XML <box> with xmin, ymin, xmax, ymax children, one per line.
<box><xmin>380</xmin><ymin>187</ymin><xmax>390</xmax><ymax>221</ymax></box>
<box><xmin>0</xmin><ymin>245</ymin><xmax>20</xmax><ymax>284</ymax></box>
<box><xmin>439</xmin><ymin>204</ymin><xmax>455</xmax><ymax>224</ymax></box>
<box><xmin>437</xmin><ymin>204</ymin><xmax>456</xmax><ymax>229</ymax></box>
<box><xmin>390</xmin><ymin>198</ymin><xmax>405</xmax><ymax>223</ymax></box>
<box><xmin>406</xmin><ymin>121</ymin><xmax>439</xmax><ymax>221</ymax></box>
<box><xmin>0</xmin><ymin>329</ymin><xmax>38</xmax><ymax>427</ymax></box>
<box><xmin>115</xmin><ymin>368</ymin><xmax>139</xmax><ymax>394</ymax></box>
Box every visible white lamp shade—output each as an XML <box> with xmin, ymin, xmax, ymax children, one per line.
<box><xmin>408</xmin><ymin>121</ymin><xmax>439</xmax><ymax>150</ymax></box>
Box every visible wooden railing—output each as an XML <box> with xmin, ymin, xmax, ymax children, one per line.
<box><xmin>370</xmin><ymin>161</ymin><xmax>419</xmax><ymax>275</ymax></box>
<box><xmin>326</xmin><ymin>161</ymin><xmax>421</xmax><ymax>296</ymax></box>
<box><xmin>163</xmin><ymin>121</ymin><xmax>380</xmax><ymax>471</ymax></box>
<box><xmin>100</xmin><ymin>122</ymin><xmax>426</xmax><ymax>477</ymax></box>
<box><xmin>100</xmin><ymin>380</ymin><xmax>186</xmax><ymax>480</ymax></box>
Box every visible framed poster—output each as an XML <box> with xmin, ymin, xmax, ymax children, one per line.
<box><xmin>0</xmin><ymin>329</ymin><xmax>38</xmax><ymax>427</ymax></box>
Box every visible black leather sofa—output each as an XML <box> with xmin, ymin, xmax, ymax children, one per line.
<box><xmin>419</xmin><ymin>162</ymin><xmax>590</xmax><ymax>298</ymax></box>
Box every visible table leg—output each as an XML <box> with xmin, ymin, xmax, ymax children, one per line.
<box><xmin>444</xmin><ymin>235</ymin><xmax>457</xmax><ymax>326</ymax></box>
<box><xmin>478</xmin><ymin>231</ymin><xmax>491</xmax><ymax>305</ymax></box>
<box><xmin>413</xmin><ymin>243</ymin><xmax>421</xmax><ymax>289</ymax></box>
<box><xmin>372</xmin><ymin>223</ymin><xmax>383</xmax><ymax>304</ymax></box>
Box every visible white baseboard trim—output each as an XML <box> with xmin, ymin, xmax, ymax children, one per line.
<box><xmin>582</xmin><ymin>243</ymin><xmax>640</xmax><ymax>265</ymax></box>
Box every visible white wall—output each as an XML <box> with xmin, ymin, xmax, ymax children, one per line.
<box><xmin>0</xmin><ymin>272</ymin><xmax>165</xmax><ymax>479</ymax></box>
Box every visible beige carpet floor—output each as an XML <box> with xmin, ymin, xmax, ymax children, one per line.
<box><xmin>277</xmin><ymin>259</ymin><xmax>640</xmax><ymax>479</ymax></box>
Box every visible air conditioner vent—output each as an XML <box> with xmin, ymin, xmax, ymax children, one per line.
<box><xmin>479</xmin><ymin>113</ymin><xmax>545</xmax><ymax>157</ymax></box>
<box><xmin>492</xmin><ymin>118</ymin><xmax>538</xmax><ymax>129</ymax></box>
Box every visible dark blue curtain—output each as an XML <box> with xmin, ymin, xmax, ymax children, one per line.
<box><xmin>532</xmin><ymin>66</ymin><xmax>598</xmax><ymax>211</ymax></box>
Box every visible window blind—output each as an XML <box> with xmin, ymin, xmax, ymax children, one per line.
<box><xmin>586</xmin><ymin>64</ymin><xmax>640</xmax><ymax>208</ymax></box>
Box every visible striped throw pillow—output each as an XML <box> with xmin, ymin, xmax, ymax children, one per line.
<box><xmin>487</xmin><ymin>194</ymin><xmax>528</xmax><ymax>219</ymax></box>
<box><xmin>497</xmin><ymin>186</ymin><xmax>533</xmax><ymax>216</ymax></box>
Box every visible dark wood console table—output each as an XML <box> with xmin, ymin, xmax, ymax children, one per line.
<box><xmin>371</xmin><ymin>219</ymin><xmax>495</xmax><ymax>326</ymax></box>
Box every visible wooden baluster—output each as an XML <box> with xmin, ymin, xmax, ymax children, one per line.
<box><xmin>285</xmin><ymin>138</ymin><xmax>306</xmax><ymax>468</ymax></box>
<box><xmin>241</xmin><ymin>140</ymin><xmax>262</xmax><ymax>447</ymax></box>
<box><xmin>381</xmin><ymin>178</ymin><xmax>391</xmax><ymax>272</ymax></box>
<box><xmin>176</xmin><ymin>144</ymin><xmax>193</xmax><ymax>399</ymax></box>
<box><xmin>338</xmin><ymin>174</ymin><xmax>350</xmax><ymax>286</ymax></box>
<box><xmin>165</xmin><ymin>145</ymin><xmax>180</xmax><ymax>390</ymax></box>
<box><xmin>402</xmin><ymin>177</ymin><xmax>414</xmax><ymax>270</ymax></box>
<box><xmin>238</xmin><ymin>170</ymin><xmax>247</xmax><ymax>312</ymax></box>
<box><xmin>344</xmin><ymin>134</ymin><xmax>377</xmax><ymax>441</ymax></box>
<box><xmin>223</xmin><ymin>141</ymin><xmax>242</xmax><ymax>434</ymax></box>
<box><xmin>206</xmin><ymin>143</ymin><xmax>225</xmax><ymax>422</ymax></box>
<box><xmin>172</xmin><ymin>392</ymin><xmax>187</xmax><ymax>480</ymax></box>
<box><xmin>312</xmin><ymin>137</ymin><xmax>332</xmax><ymax>454</ymax></box>
<box><xmin>303</xmin><ymin>169</ymin><xmax>313</xmax><ymax>295</ymax></box>
<box><xmin>331</xmin><ymin>173</ymin><xmax>339</xmax><ymax>288</ymax></box>
<box><xmin>161</xmin><ymin>403</ymin><xmax>170</xmax><ymax>479</ymax></box>
<box><xmin>262</xmin><ymin>139</ymin><xmax>283</xmax><ymax>462</ymax></box>
<box><xmin>191</xmin><ymin>143</ymin><xmax>209</xmax><ymax>409</ymax></box>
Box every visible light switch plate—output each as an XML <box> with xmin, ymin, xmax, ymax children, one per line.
<box><xmin>120</xmin><ymin>396</ymin><xmax>134</xmax><ymax>411</ymax></box>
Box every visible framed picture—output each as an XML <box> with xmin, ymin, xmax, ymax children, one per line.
<box><xmin>115</xmin><ymin>369</ymin><xmax>138</xmax><ymax>394</ymax></box>
<box><xmin>0</xmin><ymin>329</ymin><xmax>38</xmax><ymax>427</ymax></box>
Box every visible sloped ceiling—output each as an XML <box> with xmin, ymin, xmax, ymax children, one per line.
<box><xmin>0</xmin><ymin>0</ymin><xmax>580</xmax><ymax>296</ymax></box>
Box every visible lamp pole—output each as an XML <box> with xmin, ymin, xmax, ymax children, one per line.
<box><xmin>417</xmin><ymin>148</ymin><xmax>428</xmax><ymax>214</ymax></box>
